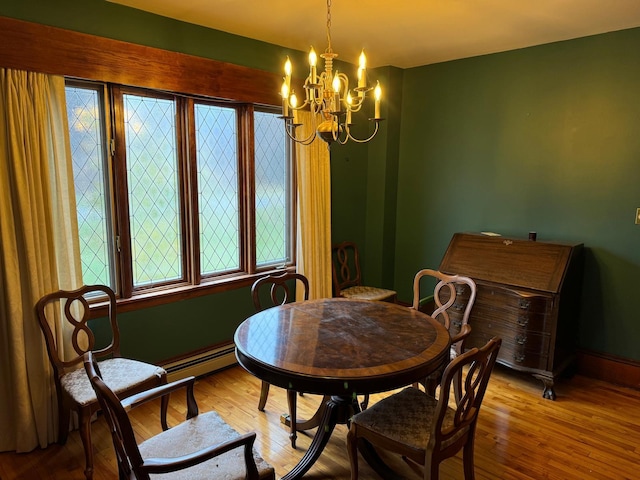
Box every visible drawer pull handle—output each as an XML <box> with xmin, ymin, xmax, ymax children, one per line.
<box><xmin>517</xmin><ymin>316</ymin><xmax>529</xmax><ymax>327</ymax></box>
<box><xmin>453</xmin><ymin>302</ymin><xmax>465</xmax><ymax>311</ymax></box>
<box><xmin>455</xmin><ymin>285</ymin><xmax>466</xmax><ymax>295</ymax></box>
<box><xmin>519</xmin><ymin>300</ymin><xmax>531</xmax><ymax>310</ymax></box>
<box><xmin>515</xmin><ymin>334</ymin><xmax>527</xmax><ymax>345</ymax></box>
<box><xmin>452</xmin><ymin>319</ymin><xmax>462</xmax><ymax>329</ymax></box>
<box><xmin>514</xmin><ymin>353</ymin><xmax>525</xmax><ymax>363</ymax></box>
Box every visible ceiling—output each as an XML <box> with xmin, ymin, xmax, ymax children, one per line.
<box><xmin>108</xmin><ymin>0</ymin><xmax>640</xmax><ymax>68</ymax></box>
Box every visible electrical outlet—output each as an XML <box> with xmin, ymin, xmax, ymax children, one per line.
<box><xmin>637</xmin><ymin>208</ymin><xmax>640</xmax><ymax>225</ymax></box>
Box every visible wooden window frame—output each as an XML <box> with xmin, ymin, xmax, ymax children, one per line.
<box><xmin>0</xmin><ymin>16</ymin><xmax>296</xmax><ymax>315</ymax></box>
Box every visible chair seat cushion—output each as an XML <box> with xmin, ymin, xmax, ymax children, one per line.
<box><xmin>140</xmin><ymin>410</ymin><xmax>275</xmax><ymax>480</ymax></box>
<box><xmin>61</xmin><ymin>358</ymin><xmax>165</xmax><ymax>406</ymax></box>
<box><xmin>341</xmin><ymin>285</ymin><xmax>396</xmax><ymax>301</ymax></box>
<box><xmin>351</xmin><ymin>387</ymin><xmax>462</xmax><ymax>451</ymax></box>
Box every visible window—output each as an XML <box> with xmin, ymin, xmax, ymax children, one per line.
<box><xmin>195</xmin><ymin>102</ymin><xmax>240</xmax><ymax>274</ymax></box>
<box><xmin>254</xmin><ymin>110</ymin><xmax>292</xmax><ymax>267</ymax></box>
<box><xmin>65</xmin><ymin>82</ymin><xmax>115</xmax><ymax>287</ymax></box>
<box><xmin>65</xmin><ymin>81</ymin><xmax>293</xmax><ymax>300</ymax></box>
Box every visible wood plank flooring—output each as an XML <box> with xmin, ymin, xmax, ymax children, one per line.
<box><xmin>1</xmin><ymin>364</ymin><xmax>639</xmax><ymax>479</ymax></box>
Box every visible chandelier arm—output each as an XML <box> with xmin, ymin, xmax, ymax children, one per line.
<box><xmin>344</xmin><ymin>120</ymin><xmax>381</xmax><ymax>144</ymax></box>
<box><xmin>285</xmin><ymin>122</ymin><xmax>318</xmax><ymax>146</ymax></box>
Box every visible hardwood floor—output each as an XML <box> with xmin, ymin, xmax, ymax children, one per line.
<box><xmin>1</xmin><ymin>364</ymin><xmax>639</xmax><ymax>479</ymax></box>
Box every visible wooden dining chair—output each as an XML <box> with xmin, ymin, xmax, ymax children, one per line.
<box><xmin>83</xmin><ymin>351</ymin><xmax>276</xmax><ymax>480</ymax></box>
<box><xmin>331</xmin><ymin>241</ymin><xmax>397</xmax><ymax>302</ymax></box>
<box><xmin>35</xmin><ymin>285</ymin><xmax>169</xmax><ymax>480</ymax></box>
<box><xmin>347</xmin><ymin>337</ymin><xmax>502</xmax><ymax>480</ymax></box>
<box><xmin>411</xmin><ymin>269</ymin><xmax>477</xmax><ymax>396</ymax></box>
<box><xmin>251</xmin><ymin>271</ymin><xmax>310</xmax><ymax>448</ymax></box>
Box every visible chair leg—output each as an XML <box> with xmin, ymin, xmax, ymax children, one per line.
<box><xmin>77</xmin><ymin>409</ymin><xmax>94</xmax><ymax>480</ymax></box>
<box><xmin>286</xmin><ymin>389</ymin><xmax>297</xmax><ymax>449</ymax></box>
<box><xmin>159</xmin><ymin>374</ymin><xmax>169</xmax><ymax>430</ymax></box>
<box><xmin>257</xmin><ymin>381</ymin><xmax>270</xmax><ymax>411</ymax></box>
<box><xmin>425</xmin><ymin>456</ymin><xmax>440</xmax><ymax>480</ymax></box>
<box><xmin>463</xmin><ymin>436</ymin><xmax>476</xmax><ymax>480</ymax></box>
<box><xmin>346</xmin><ymin>427</ymin><xmax>359</xmax><ymax>480</ymax></box>
<box><xmin>160</xmin><ymin>391</ymin><xmax>169</xmax><ymax>431</ymax></box>
<box><xmin>57</xmin><ymin>401</ymin><xmax>70</xmax><ymax>445</ymax></box>
<box><xmin>359</xmin><ymin>394</ymin><xmax>369</xmax><ymax>410</ymax></box>
<box><xmin>424</xmin><ymin>375</ymin><xmax>439</xmax><ymax>397</ymax></box>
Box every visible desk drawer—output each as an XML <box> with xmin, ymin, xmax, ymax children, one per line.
<box><xmin>473</xmin><ymin>286</ymin><xmax>554</xmax><ymax>334</ymax></box>
<box><xmin>469</xmin><ymin>320</ymin><xmax>550</xmax><ymax>356</ymax></box>
<box><xmin>466</xmin><ymin>330</ymin><xmax>549</xmax><ymax>371</ymax></box>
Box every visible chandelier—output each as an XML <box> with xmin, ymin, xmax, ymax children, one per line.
<box><xmin>280</xmin><ymin>0</ymin><xmax>383</xmax><ymax>146</ymax></box>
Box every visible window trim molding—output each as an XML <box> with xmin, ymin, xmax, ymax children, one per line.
<box><xmin>0</xmin><ymin>16</ymin><xmax>282</xmax><ymax>106</ymax></box>
<box><xmin>90</xmin><ymin>265</ymin><xmax>297</xmax><ymax>318</ymax></box>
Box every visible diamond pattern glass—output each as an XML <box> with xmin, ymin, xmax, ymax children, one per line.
<box><xmin>254</xmin><ymin>110</ymin><xmax>290</xmax><ymax>266</ymax></box>
<box><xmin>65</xmin><ymin>85</ymin><xmax>112</xmax><ymax>287</ymax></box>
<box><xmin>195</xmin><ymin>103</ymin><xmax>240</xmax><ymax>275</ymax></box>
<box><xmin>123</xmin><ymin>94</ymin><xmax>182</xmax><ymax>286</ymax></box>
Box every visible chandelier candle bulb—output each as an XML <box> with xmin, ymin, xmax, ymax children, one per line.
<box><xmin>290</xmin><ymin>91</ymin><xmax>298</xmax><ymax>123</ymax></box>
<box><xmin>332</xmin><ymin>73</ymin><xmax>341</xmax><ymax>111</ymax></box>
<box><xmin>309</xmin><ymin>48</ymin><xmax>318</xmax><ymax>84</ymax></box>
<box><xmin>358</xmin><ymin>50</ymin><xmax>367</xmax><ymax>90</ymax></box>
<box><xmin>374</xmin><ymin>82</ymin><xmax>381</xmax><ymax>119</ymax></box>
<box><xmin>284</xmin><ymin>57</ymin><xmax>292</xmax><ymax>85</ymax></box>
<box><xmin>281</xmin><ymin>81</ymin><xmax>289</xmax><ymax>117</ymax></box>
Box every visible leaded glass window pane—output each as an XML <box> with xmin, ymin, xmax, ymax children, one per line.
<box><xmin>65</xmin><ymin>85</ymin><xmax>113</xmax><ymax>287</ymax></box>
<box><xmin>123</xmin><ymin>94</ymin><xmax>182</xmax><ymax>286</ymax></box>
<box><xmin>254</xmin><ymin>110</ymin><xmax>290</xmax><ymax>266</ymax></box>
<box><xmin>195</xmin><ymin>103</ymin><xmax>240</xmax><ymax>275</ymax></box>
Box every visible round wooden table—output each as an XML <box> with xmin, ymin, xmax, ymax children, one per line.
<box><xmin>234</xmin><ymin>298</ymin><xmax>450</xmax><ymax>480</ymax></box>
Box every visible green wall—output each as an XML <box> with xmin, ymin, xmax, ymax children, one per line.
<box><xmin>394</xmin><ymin>29</ymin><xmax>640</xmax><ymax>360</ymax></box>
<box><xmin>329</xmin><ymin>67</ymin><xmax>404</xmax><ymax>291</ymax></box>
<box><xmin>3</xmin><ymin>0</ymin><xmax>639</xmax><ymax>363</ymax></box>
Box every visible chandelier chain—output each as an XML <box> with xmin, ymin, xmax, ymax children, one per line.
<box><xmin>326</xmin><ymin>0</ymin><xmax>333</xmax><ymax>53</ymax></box>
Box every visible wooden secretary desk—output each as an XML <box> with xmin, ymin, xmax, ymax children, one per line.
<box><xmin>438</xmin><ymin>232</ymin><xmax>584</xmax><ymax>399</ymax></box>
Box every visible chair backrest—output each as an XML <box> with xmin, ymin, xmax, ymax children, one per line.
<box><xmin>251</xmin><ymin>272</ymin><xmax>310</xmax><ymax>312</ymax></box>
<box><xmin>412</xmin><ymin>269</ymin><xmax>476</xmax><ymax>353</ymax></box>
<box><xmin>331</xmin><ymin>241</ymin><xmax>363</xmax><ymax>296</ymax></box>
<box><xmin>83</xmin><ymin>351</ymin><xmax>145</xmax><ymax>477</ymax></box>
<box><xmin>35</xmin><ymin>285</ymin><xmax>121</xmax><ymax>379</ymax></box>
<box><xmin>428</xmin><ymin>337</ymin><xmax>501</xmax><ymax>459</ymax></box>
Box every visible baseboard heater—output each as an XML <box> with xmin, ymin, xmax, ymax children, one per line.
<box><xmin>162</xmin><ymin>343</ymin><xmax>237</xmax><ymax>382</ymax></box>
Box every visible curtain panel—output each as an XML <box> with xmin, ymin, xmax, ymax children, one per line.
<box><xmin>0</xmin><ymin>69</ymin><xmax>82</xmax><ymax>452</ymax></box>
<box><xmin>295</xmin><ymin>111</ymin><xmax>333</xmax><ymax>300</ymax></box>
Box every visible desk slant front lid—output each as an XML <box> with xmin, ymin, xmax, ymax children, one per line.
<box><xmin>439</xmin><ymin>233</ymin><xmax>575</xmax><ymax>293</ymax></box>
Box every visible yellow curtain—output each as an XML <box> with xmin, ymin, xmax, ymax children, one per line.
<box><xmin>0</xmin><ymin>69</ymin><xmax>82</xmax><ymax>452</ymax></box>
<box><xmin>295</xmin><ymin>111</ymin><xmax>333</xmax><ymax>300</ymax></box>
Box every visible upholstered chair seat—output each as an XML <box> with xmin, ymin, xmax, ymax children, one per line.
<box><xmin>339</xmin><ymin>285</ymin><xmax>398</xmax><ymax>302</ymax></box>
<box><xmin>61</xmin><ymin>358</ymin><xmax>166</xmax><ymax>406</ymax></box>
<box><xmin>350</xmin><ymin>387</ymin><xmax>462</xmax><ymax>452</ymax></box>
<box><xmin>138</xmin><ymin>411</ymin><xmax>275</xmax><ymax>480</ymax></box>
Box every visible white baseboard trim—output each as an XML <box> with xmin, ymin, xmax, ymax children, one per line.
<box><xmin>162</xmin><ymin>344</ymin><xmax>237</xmax><ymax>382</ymax></box>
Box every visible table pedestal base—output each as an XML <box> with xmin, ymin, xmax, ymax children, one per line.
<box><xmin>281</xmin><ymin>395</ymin><xmax>357</xmax><ymax>480</ymax></box>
